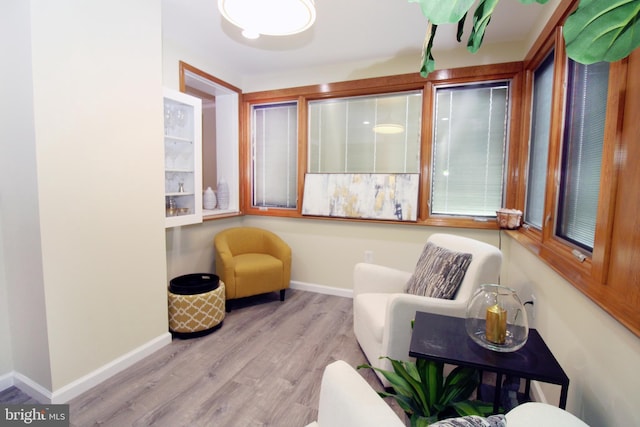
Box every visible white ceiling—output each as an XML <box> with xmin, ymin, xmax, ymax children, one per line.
<box><xmin>162</xmin><ymin>0</ymin><xmax>558</xmax><ymax>83</ymax></box>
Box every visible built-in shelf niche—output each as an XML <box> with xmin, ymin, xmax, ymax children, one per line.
<box><xmin>182</xmin><ymin>62</ymin><xmax>240</xmax><ymax>218</ymax></box>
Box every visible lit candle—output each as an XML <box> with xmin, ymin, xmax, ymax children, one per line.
<box><xmin>486</xmin><ymin>304</ymin><xmax>507</xmax><ymax>344</ymax></box>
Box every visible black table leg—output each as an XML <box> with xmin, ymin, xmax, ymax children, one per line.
<box><xmin>559</xmin><ymin>383</ymin><xmax>568</xmax><ymax>409</ymax></box>
<box><xmin>493</xmin><ymin>372</ymin><xmax>503</xmax><ymax>413</ymax></box>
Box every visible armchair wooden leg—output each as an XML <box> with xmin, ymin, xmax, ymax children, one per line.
<box><xmin>280</xmin><ymin>289</ymin><xmax>286</xmax><ymax>301</ymax></box>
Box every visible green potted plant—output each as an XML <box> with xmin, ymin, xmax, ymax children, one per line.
<box><xmin>358</xmin><ymin>357</ymin><xmax>494</xmax><ymax>427</ymax></box>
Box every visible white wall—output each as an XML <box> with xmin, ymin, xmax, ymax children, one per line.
<box><xmin>502</xmin><ymin>236</ymin><xmax>640</xmax><ymax>426</ymax></box>
<box><xmin>0</xmin><ymin>0</ymin><xmax>52</xmax><ymax>390</ymax></box>
<box><xmin>0</xmin><ymin>213</ymin><xmax>14</xmax><ymax>386</ymax></box>
<box><xmin>28</xmin><ymin>0</ymin><xmax>169</xmax><ymax>393</ymax></box>
<box><xmin>0</xmin><ymin>0</ymin><xmax>171</xmax><ymax>400</ymax></box>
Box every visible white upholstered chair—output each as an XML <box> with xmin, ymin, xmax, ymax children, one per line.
<box><xmin>304</xmin><ymin>360</ymin><xmax>404</xmax><ymax>427</ymax></box>
<box><xmin>353</xmin><ymin>233</ymin><xmax>502</xmax><ymax>386</ymax></box>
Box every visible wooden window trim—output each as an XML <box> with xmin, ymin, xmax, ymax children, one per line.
<box><xmin>242</xmin><ymin>63</ymin><xmax>523</xmax><ymax>228</ymax></box>
<box><xmin>515</xmin><ymin>55</ymin><xmax>628</xmax><ymax>283</ymax></box>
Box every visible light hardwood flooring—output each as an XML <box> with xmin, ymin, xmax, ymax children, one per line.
<box><xmin>1</xmin><ymin>289</ymin><xmax>401</xmax><ymax>426</ymax></box>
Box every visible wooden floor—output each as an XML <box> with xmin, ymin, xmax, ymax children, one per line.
<box><xmin>1</xmin><ymin>289</ymin><xmax>399</xmax><ymax>426</ymax></box>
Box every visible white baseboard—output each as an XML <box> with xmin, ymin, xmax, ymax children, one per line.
<box><xmin>6</xmin><ymin>332</ymin><xmax>172</xmax><ymax>404</ymax></box>
<box><xmin>50</xmin><ymin>332</ymin><xmax>172</xmax><ymax>404</ymax></box>
<box><xmin>12</xmin><ymin>372</ymin><xmax>54</xmax><ymax>403</ymax></box>
<box><xmin>290</xmin><ymin>281</ymin><xmax>353</xmax><ymax>298</ymax></box>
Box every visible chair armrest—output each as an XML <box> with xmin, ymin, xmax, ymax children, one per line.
<box><xmin>382</xmin><ymin>293</ymin><xmax>469</xmax><ymax>363</ymax></box>
<box><xmin>214</xmin><ymin>237</ymin><xmax>236</xmax><ymax>291</ymax></box>
<box><xmin>353</xmin><ymin>263</ymin><xmax>412</xmax><ymax>297</ymax></box>
<box><xmin>505</xmin><ymin>402</ymin><xmax>589</xmax><ymax>427</ymax></box>
<box><xmin>315</xmin><ymin>360</ymin><xmax>404</xmax><ymax>427</ymax></box>
<box><xmin>264</xmin><ymin>234</ymin><xmax>292</xmax><ymax>262</ymax></box>
<box><xmin>264</xmin><ymin>235</ymin><xmax>292</xmax><ymax>285</ymax></box>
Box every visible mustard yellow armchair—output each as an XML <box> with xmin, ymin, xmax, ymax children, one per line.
<box><xmin>214</xmin><ymin>227</ymin><xmax>292</xmax><ymax>302</ymax></box>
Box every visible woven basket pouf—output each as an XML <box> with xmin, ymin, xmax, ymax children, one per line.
<box><xmin>168</xmin><ymin>281</ymin><xmax>225</xmax><ymax>337</ymax></box>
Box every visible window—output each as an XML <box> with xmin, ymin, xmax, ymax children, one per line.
<box><xmin>525</xmin><ymin>51</ymin><xmax>555</xmax><ymax>229</ymax></box>
<box><xmin>556</xmin><ymin>60</ymin><xmax>610</xmax><ymax>251</ymax></box>
<box><xmin>243</xmin><ymin>62</ymin><xmax>521</xmax><ymax>225</ymax></box>
<box><xmin>431</xmin><ymin>82</ymin><xmax>510</xmax><ymax>217</ymax></box>
<box><xmin>251</xmin><ymin>102</ymin><xmax>298</xmax><ymax>209</ymax></box>
<box><xmin>513</xmin><ymin>15</ymin><xmax>635</xmax><ymax>335</ymax></box>
<box><xmin>308</xmin><ymin>91</ymin><xmax>422</xmax><ymax>173</ymax></box>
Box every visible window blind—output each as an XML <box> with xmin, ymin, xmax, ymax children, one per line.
<box><xmin>431</xmin><ymin>82</ymin><xmax>509</xmax><ymax>217</ymax></box>
<box><xmin>525</xmin><ymin>51</ymin><xmax>555</xmax><ymax>228</ymax></box>
<box><xmin>557</xmin><ymin>61</ymin><xmax>609</xmax><ymax>250</ymax></box>
<box><xmin>252</xmin><ymin>102</ymin><xmax>298</xmax><ymax>208</ymax></box>
<box><xmin>308</xmin><ymin>91</ymin><xmax>422</xmax><ymax>174</ymax></box>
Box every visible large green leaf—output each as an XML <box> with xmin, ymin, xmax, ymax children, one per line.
<box><xmin>409</xmin><ymin>0</ymin><xmax>476</xmax><ymax>24</ymax></box>
<box><xmin>420</xmin><ymin>22</ymin><xmax>438</xmax><ymax>77</ymax></box>
<box><xmin>410</xmin><ymin>413</ymin><xmax>434</xmax><ymax>427</ymax></box>
<box><xmin>388</xmin><ymin>358</ymin><xmax>429</xmax><ymax>414</ymax></box>
<box><xmin>357</xmin><ymin>363</ymin><xmax>414</xmax><ymax>398</ymax></box>
<box><xmin>416</xmin><ymin>358</ymin><xmax>443</xmax><ymax>411</ymax></box>
<box><xmin>379</xmin><ymin>389</ymin><xmax>421</xmax><ymax>415</ymax></box>
<box><xmin>439</xmin><ymin>366</ymin><xmax>479</xmax><ymax>405</ymax></box>
<box><xmin>451</xmin><ymin>400</ymin><xmax>496</xmax><ymax>417</ymax></box>
<box><xmin>564</xmin><ymin>0</ymin><xmax>640</xmax><ymax>64</ymax></box>
<box><xmin>467</xmin><ymin>0</ymin><xmax>500</xmax><ymax>53</ymax></box>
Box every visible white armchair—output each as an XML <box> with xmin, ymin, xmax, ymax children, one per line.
<box><xmin>353</xmin><ymin>233</ymin><xmax>502</xmax><ymax>386</ymax></box>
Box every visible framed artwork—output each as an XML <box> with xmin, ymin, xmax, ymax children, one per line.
<box><xmin>302</xmin><ymin>173</ymin><xmax>419</xmax><ymax>221</ymax></box>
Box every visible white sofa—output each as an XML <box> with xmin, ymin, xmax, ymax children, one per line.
<box><xmin>306</xmin><ymin>360</ymin><xmax>589</xmax><ymax>427</ymax></box>
<box><xmin>353</xmin><ymin>233</ymin><xmax>502</xmax><ymax>386</ymax></box>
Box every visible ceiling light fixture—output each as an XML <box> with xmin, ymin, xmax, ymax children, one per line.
<box><xmin>218</xmin><ymin>0</ymin><xmax>316</xmax><ymax>39</ymax></box>
<box><xmin>373</xmin><ymin>123</ymin><xmax>405</xmax><ymax>134</ymax></box>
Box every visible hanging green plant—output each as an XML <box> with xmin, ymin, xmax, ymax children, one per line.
<box><xmin>410</xmin><ymin>0</ymin><xmax>549</xmax><ymax>77</ymax></box>
<box><xmin>563</xmin><ymin>0</ymin><xmax>640</xmax><ymax>64</ymax></box>
<box><xmin>410</xmin><ymin>0</ymin><xmax>640</xmax><ymax>77</ymax></box>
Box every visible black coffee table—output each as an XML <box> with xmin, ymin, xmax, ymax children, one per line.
<box><xmin>409</xmin><ymin>311</ymin><xmax>569</xmax><ymax>413</ymax></box>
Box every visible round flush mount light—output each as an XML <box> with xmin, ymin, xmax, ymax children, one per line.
<box><xmin>218</xmin><ymin>0</ymin><xmax>316</xmax><ymax>38</ymax></box>
<box><xmin>373</xmin><ymin>123</ymin><xmax>405</xmax><ymax>134</ymax></box>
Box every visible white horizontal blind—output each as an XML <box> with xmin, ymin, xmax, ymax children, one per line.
<box><xmin>525</xmin><ymin>51</ymin><xmax>555</xmax><ymax>228</ymax></box>
<box><xmin>252</xmin><ymin>102</ymin><xmax>298</xmax><ymax>208</ymax></box>
<box><xmin>307</xmin><ymin>91</ymin><xmax>422</xmax><ymax>173</ymax></box>
<box><xmin>431</xmin><ymin>82</ymin><xmax>509</xmax><ymax>217</ymax></box>
<box><xmin>557</xmin><ymin>61</ymin><xmax>609</xmax><ymax>251</ymax></box>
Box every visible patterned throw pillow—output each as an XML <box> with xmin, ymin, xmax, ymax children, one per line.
<box><xmin>405</xmin><ymin>242</ymin><xmax>472</xmax><ymax>299</ymax></box>
<box><xmin>429</xmin><ymin>414</ymin><xmax>507</xmax><ymax>427</ymax></box>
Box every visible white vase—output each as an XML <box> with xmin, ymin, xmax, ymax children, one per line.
<box><xmin>203</xmin><ymin>186</ymin><xmax>217</xmax><ymax>210</ymax></box>
<box><xmin>217</xmin><ymin>179</ymin><xmax>229</xmax><ymax>210</ymax></box>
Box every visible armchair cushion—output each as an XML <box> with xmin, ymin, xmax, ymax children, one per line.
<box><xmin>405</xmin><ymin>242</ymin><xmax>472</xmax><ymax>299</ymax></box>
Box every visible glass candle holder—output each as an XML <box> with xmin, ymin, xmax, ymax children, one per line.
<box><xmin>465</xmin><ymin>284</ymin><xmax>529</xmax><ymax>352</ymax></box>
